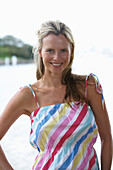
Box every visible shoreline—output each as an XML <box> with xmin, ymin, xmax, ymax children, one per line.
<box><xmin>0</xmin><ymin>59</ymin><xmax>34</xmax><ymax>65</ymax></box>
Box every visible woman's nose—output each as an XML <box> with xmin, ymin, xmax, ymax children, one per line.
<box><xmin>54</xmin><ymin>52</ymin><xmax>60</xmax><ymax>60</ymax></box>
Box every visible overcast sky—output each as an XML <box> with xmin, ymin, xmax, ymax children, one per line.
<box><xmin>0</xmin><ymin>0</ymin><xmax>113</xmax><ymax>53</ymax></box>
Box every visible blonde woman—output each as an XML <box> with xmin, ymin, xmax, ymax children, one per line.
<box><xmin>0</xmin><ymin>20</ymin><xmax>112</xmax><ymax>169</ymax></box>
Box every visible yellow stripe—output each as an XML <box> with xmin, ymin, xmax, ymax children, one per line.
<box><xmin>39</xmin><ymin>103</ymin><xmax>69</xmax><ymax>151</ymax></box>
<box><xmin>72</xmin><ymin>129</ymin><xmax>98</xmax><ymax>169</ymax></box>
<box><xmin>33</xmin><ymin>151</ymin><xmax>43</xmax><ymax>168</ymax></box>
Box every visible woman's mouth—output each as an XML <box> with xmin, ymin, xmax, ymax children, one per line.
<box><xmin>50</xmin><ymin>62</ymin><xmax>63</xmax><ymax>67</ymax></box>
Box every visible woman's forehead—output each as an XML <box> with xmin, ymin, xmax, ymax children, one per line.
<box><xmin>42</xmin><ymin>34</ymin><xmax>71</xmax><ymax>48</ymax></box>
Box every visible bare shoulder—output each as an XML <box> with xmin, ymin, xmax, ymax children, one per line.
<box><xmin>75</xmin><ymin>73</ymin><xmax>101</xmax><ymax>94</ymax></box>
<box><xmin>0</xmin><ymin>87</ymin><xmax>31</xmax><ymax>140</ymax></box>
<box><xmin>86</xmin><ymin>74</ymin><xmax>103</xmax><ymax>103</ymax></box>
<box><xmin>19</xmin><ymin>85</ymin><xmax>38</xmax><ymax>113</ymax></box>
<box><xmin>75</xmin><ymin>73</ymin><xmax>95</xmax><ymax>85</ymax></box>
<box><xmin>1</xmin><ymin>85</ymin><xmax>38</xmax><ymax>119</ymax></box>
<box><xmin>3</xmin><ymin>86</ymin><xmax>35</xmax><ymax>116</ymax></box>
<box><xmin>74</xmin><ymin>73</ymin><xmax>103</xmax><ymax>103</ymax></box>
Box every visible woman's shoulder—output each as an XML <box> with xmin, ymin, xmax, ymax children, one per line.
<box><xmin>85</xmin><ymin>73</ymin><xmax>104</xmax><ymax>108</ymax></box>
<box><xmin>20</xmin><ymin>80</ymin><xmax>40</xmax><ymax>94</ymax></box>
<box><xmin>18</xmin><ymin>81</ymin><xmax>40</xmax><ymax>114</ymax></box>
<box><xmin>73</xmin><ymin>73</ymin><xmax>99</xmax><ymax>85</ymax></box>
<box><xmin>73</xmin><ymin>73</ymin><xmax>104</xmax><ymax>104</ymax></box>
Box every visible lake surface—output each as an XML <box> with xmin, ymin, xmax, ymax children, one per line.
<box><xmin>0</xmin><ymin>56</ymin><xmax>113</xmax><ymax>169</ymax></box>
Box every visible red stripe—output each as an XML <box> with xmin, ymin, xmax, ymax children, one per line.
<box><xmin>30</xmin><ymin>108</ymin><xmax>40</xmax><ymax>134</ymax></box>
<box><xmin>42</xmin><ymin>104</ymin><xmax>88</xmax><ymax>170</ymax></box>
<box><xmin>33</xmin><ymin>108</ymin><xmax>40</xmax><ymax>117</ymax></box>
<box><xmin>88</xmin><ymin>150</ymin><xmax>96</xmax><ymax>170</ymax></box>
<box><xmin>30</xmin><ymin>128</ymin><xmax>33</xmax><ymax>135</ymax></box>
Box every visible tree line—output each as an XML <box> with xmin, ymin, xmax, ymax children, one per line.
<box><xmin>0</xmin><ymin>35</ymin><xmax>33</xmax><ymax>60</ymax></box>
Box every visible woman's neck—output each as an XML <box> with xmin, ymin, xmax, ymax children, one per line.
<box><xmin>41</xmin><ymin>73</ymin><xmax>64</xmax><ymax>88</ymax></box>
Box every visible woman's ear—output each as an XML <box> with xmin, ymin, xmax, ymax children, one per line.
<box><xmin>38</xmin><ymin>49</ymin><xmax>42</xmax><ymax>57</ymax></box>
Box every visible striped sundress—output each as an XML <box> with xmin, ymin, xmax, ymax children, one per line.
<box><xmin>28</xmin><ymin>74</ymin><xmax>103</xmax><ymax>170</ymax></box>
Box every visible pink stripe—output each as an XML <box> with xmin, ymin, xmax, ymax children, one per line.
<box><xmin>42</xmin><ymin>104</ymin><xmax>88</xmax><ymax>170</ymax></box>
<box><xmin>77</xmin><ymin>137</ymin><xmax>97</xmax><ymax>170</ymax></box>
<box><xmin>88</xmin><ymin>149</ymin><xmax>97</xmax><ymax>170</ymax></box>
<box><xmin>36</xmin><ymin>104</ymin><xmax>79</xmax><ymax>168</ymax></box>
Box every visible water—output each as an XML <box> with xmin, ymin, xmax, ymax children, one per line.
<box><xmin>0</xmin><ymin>64</ymin><xmax>37</xmax><ymax>169</ymax></box>
<box><xmin>0</xmin><ymin>56</ymin><xmax>113</xmax><ymax>169</ymax></box>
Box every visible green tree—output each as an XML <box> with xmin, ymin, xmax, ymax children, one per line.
<box><xmin>0</xmin><ymin>35</ymin><xmax>33</xmax><ymax>60</ymax></box>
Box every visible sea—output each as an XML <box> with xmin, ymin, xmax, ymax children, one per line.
<box><xmin>0</xmin><ymin>54</ymin><xmax>113</xmax><ymax>169</ymax></box>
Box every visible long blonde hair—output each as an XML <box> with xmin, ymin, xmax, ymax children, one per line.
<box><xmin>33</xmin><ymin>20</ymin><xmax>86</xmax><ymax>104</ymax></box>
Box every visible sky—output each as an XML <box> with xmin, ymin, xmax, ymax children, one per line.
<box><xmin>0</xmin><ymin>0</ymin><xmax>113</xmax><ymax>54</ymax></box>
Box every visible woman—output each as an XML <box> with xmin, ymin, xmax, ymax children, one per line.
<box><xmin>0</xmin><ymin>20</ymin><xmax>112</xmax><ymax>169</ymax></box>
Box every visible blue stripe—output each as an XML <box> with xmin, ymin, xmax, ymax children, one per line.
<box><xmin>33</xmin><ymin>104</ymin><xmax>61</xmax><ymax>147</ymax></box>
<box><xmin>30</xmin><ymin>107</ymin><xmax>47</xmax><ymax>146</ymax></box>
<box><xmin>59</xmin><ymin>122</ymin><xmax>97</xmax><ymax>169</ymax></box>
<box><xmin>34</xmin><ymin>105</ymin><xmax>51</xmax><ymax>122</ymax></box>
<box><xmin>26</xmin><ymin>84</ymin><xmax>35</xmax><ymax>97</ymax></box>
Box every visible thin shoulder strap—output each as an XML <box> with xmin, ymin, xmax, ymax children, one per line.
<box><xmin>85</xmin><ymin>73</ymin><xmax>104</xmax><ymax>109</ymax></box>
<box><xmin>26</xmin><ymin>84</ymin><xmax>39</xmax><ymax>108</ymax></box>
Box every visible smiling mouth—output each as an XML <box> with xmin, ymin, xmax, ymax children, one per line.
<box><xmin>50</xmin><ymin>62</ymin><xmax>63</xmax><ymax>66</ymax></box>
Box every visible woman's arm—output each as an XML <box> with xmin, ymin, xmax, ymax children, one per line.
<box><xmin>0</xmin><ymin>88</ymin><xmax>32</xmax><ymax>169</ymax></box>
<box><xmin>0</xmin><ymin>145</ymin><xmax>13</xmax><ymax>170</ymax></box>
<box><xmin>87</xmin><ymin>76</ymin><xmax>112</xmax><ymax>170</ymax></box>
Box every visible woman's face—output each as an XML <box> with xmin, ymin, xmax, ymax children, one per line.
<box><xmin>39</xmin><ymin>34</ymin><xmax>72</xmax><ymax>75</ymax></box>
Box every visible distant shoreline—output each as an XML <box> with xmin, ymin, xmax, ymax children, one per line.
<box><xmin>0</xmin><ymin>59</ymin><xmax>34</xmax><ymax>65</ymax></box>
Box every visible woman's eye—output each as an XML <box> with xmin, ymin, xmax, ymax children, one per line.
<box><xmin>47</xmin><ymin>49</ymin><xmax>54</xmax><ymax>52</ymax></box>
<box><xmin>61</xmin><ymin>49</ymin><xmax>67</xmax><ymax>52</ymax></box>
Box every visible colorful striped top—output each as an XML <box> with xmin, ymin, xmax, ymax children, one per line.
<box><xmin>28</xmin><ymin>74</ymin><xmax>103</xmax><ymax>170</ymax></box>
